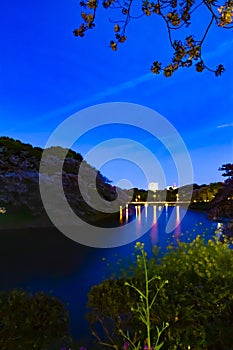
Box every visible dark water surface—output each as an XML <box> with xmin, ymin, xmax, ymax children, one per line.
<box><xmin>0</xmin><ymin>206</ymin><xmax>218</xmax><ymax>344</ymax></box>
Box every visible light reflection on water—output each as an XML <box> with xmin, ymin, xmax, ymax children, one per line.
<box><xmin>124</xmin><ymin>204</ymin><xmax>182</xmax><ymax>246</ymax></box>
<box><xmin>150</xmin><ymin>205</ymin><xmax>158</xmax><ymax>245</ymax></box>
<box><xmin>119</xmin><ymin>205</ymin><xmax>218</xmax><ymax>255</ymax></box>
<box><xmin>174</xmin><ymin>205</ymin><xmax>181</xmax><ymax>239</ymax></box>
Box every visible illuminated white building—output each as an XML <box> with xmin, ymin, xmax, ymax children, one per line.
<box><xmin>148</xmin><ymin>182</ymin><xmax>158</xmax><ymax>192</ymax></box>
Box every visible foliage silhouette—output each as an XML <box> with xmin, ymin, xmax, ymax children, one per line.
<box><xmin>73</xmin><ymin>0</ymin><xmax>233</xmax><ymax>76</ymax></box>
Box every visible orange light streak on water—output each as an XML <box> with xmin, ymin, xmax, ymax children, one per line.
<box><xmin>119</xmin><ymin>205</ymin><xmax>123</xmax><ymax>224</ymax></box>
<box><xmin>125</xmin><ymin>204</ymin><xmax>129</xmax><ymax>223</ymax></box>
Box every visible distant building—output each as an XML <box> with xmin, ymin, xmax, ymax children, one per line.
<box><xmin>148</xmin><ymin>182</ymin><xmax>158</xmax><ymax>192</ymax></box>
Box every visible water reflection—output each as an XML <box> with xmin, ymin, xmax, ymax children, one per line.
<box><xmin>174</xmin><ymin>205</ymin><xmax>181</xmax><ymax>240</ymax></box>
<box><xmin>120</xmin><ymin>204</ymin><xmax>183</xmax><ymax>245</ymax></box>
<box><xmin>145</xmin><ymin>203</ymin><xmax>148</xmax><ymax>220</ymax></box>
<box><xmin>136</xmin><ymin>205</ymin><xmax>142</xmax><ymax>238</ymax></box>
<box><xmin>153</xmin><ymin>205</ymin><xmax>157</xmax><ymax>224</ymax></box>
<box><xmin>119</xmin><ymin>205</ymin><xmax>123</xmax><ymax>223</ymax></box>
<box><xmin>165</xmin><ymin>203</ymin><xmax>168</xmax><ymax>221</ymax></box>
<box><xmin>137</xmin><ymin>205</ymin><xmax>141</xmax><ymax>222</ymax></box>
<box><xmin>125</xmin><ymin>204</ymin><xmax>129</xmax><ymax>223</ymax></box>
<box><xmin>150</xmin><ymin>205</ymin><xmax>158</xmax><ymax>245</ymax></box>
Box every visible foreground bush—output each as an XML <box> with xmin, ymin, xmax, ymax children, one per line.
<box><xmin>87</xmin><ymin>236</ymin><xmax>233</xmax><ymax>350</ymax></box>
<box><xmin>0</xmin><ymin>290</ymin><xmax>69</xmax><ymax>350</ymax></box>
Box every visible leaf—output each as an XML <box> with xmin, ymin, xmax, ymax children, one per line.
<box><xmin>151</xmin><ymin>61</ymin><xmax>161</xmax><ymax>74</ymax></box>
<box><xmin>215</xmin><ymin>64</ymin><xmax>225</xmax><ymax>76</ymax></box>
<box><xmin>195</xmin><ymin>62</ymin><xmax>205</xmax><ymax>72</ymax></box>
<box><xmin>154</xmin><ymin>342</ymin><xmax>164</xmax><ymax>350</ymax></box>
<box><xmin>114</xmin><ymin>24</ymin><xmax>120</xmax><ymax>32</ymax></box>
<box><xmin>110</xmin><ymin>40</ymin><xmax>118</xmax><ymax>51</ymax></box>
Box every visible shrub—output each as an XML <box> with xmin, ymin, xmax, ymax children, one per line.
<box><xmin>0</xmin><ymin>290</ymin><xmax>69</xmax><ymax>350</ymax></box>
<box><xmin>87</xmin><ymin>236</ymin><xmax>233</xmax><ymax>349</ymax></box>
<box><xmin>87</xmin><ymin>242</ymin><xmax>168</xmax><ymax>349</ymax></box>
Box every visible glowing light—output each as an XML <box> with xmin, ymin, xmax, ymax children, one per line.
<box><xmin>150</xmin><ymin>205</ymin><xmax>158</xmax><ymax>245</ymax></box>
<box><xmin>136</xmin><ymin>205</ymin><xmax>142</xmax><ymax>238</ymax></box>
<box><xmin>137</xmin><ymin>205</ymin><xmax>141</xmax><ymax>222</ymax></box>
<box><xmin>119</xmin><ymin>205</ymin><xmax>123</xmax><ymax>223</ymax></box>
<box><xmin>0</xmin><ymin>207</ymin><xmax>6</xmax><ymax>214</ymax></box>
<box><xmin>174</xmin><ymin>205</ymin><xmax>181</xmax><ymax>241</ymax></box>
<box><xmin>125</xmin><ymin>204</ymin><xmax>129</xmax><ymax>223</ymax></box>
<box><xmin>145</xmin><ymin>203</ymin><xmax>148</xmax><ymax>219</ymax></box>
<box><xmin>153</xmin><ymin>205</ymin><xmax>157</xmax><ymax>223</ymax></box>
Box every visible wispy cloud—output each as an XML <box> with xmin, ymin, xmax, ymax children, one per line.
<box><xmin>13</xmin><ymin>72</ymin><xmax>157</xmax><ymax>129</ymax></box>
<box><xmin>12</xmin><ymin>38</ymin><xmax>233</xmax><ymax>131</ymax></box>
<box><xmin>217</xmin><ymin>123</ymin><xmax>233</xmax><ymax>128</ymax></box>
<box><xmin>39</xmin><ymin>39</ymin><xmax>233</xmax><ymax>124</ymax></box>
<box><xmin>205</xmin><ymin>38</ymin><xmax>233</xmax><ymax>60</ymax></box>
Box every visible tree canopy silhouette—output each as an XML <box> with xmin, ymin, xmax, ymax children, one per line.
<box><xmin>208</xmin><ymin>163</ymin><xmax>233</xmax><ymax>238</ymax></box>
<box><xmin>73</xmin><ymin>0</ymin><xmax>233</xmax><ymax>77</ymax></box>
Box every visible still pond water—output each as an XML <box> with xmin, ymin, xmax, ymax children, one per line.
<box><xmin>0</xmin><ymin>206</ymin><xmax>218</xmax><ymax>343</ymax></box>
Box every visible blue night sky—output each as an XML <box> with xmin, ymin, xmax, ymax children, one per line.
<box><xmin>1</xmin><ymin>0</ymin><xmax>233</xmax><ymax>189</ymax></box>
